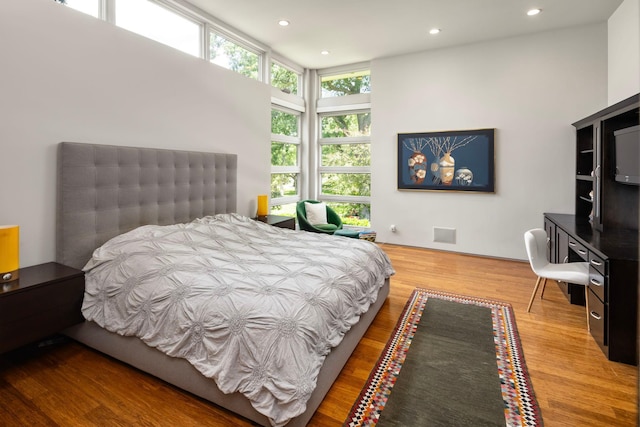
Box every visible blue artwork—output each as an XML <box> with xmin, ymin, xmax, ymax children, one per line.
<box><xmin>397</xmin><ymin>129</ymin><xmax>495</xmax><ymax>192</ymax></box>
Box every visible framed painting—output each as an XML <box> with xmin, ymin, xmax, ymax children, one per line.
<box><xmin>397</xmin><ymin>128</ymin><xmax>495</xmax><ymax>192</ymax></box>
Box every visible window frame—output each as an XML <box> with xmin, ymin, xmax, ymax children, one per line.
<box><xmin>270</xmin><ymin>59</ymin><xmax>302</xmax><ymax>96</ymax></box>
<box><xmin>207</xmin><ymin>25</ymin><xmax>264</xmax><ymax>80</ymax></box>
<box><xmin>318</xmin><ymin>64</ymin><xmax>371</xmax><ymax>99</ymax></box>
<box><xmin>317</xmin><ymin>108</ymin><xmax>371</xmax><ymax>206</ymax></box>
<box><xmin>111</xmin><ymin>0</ymin><xmax>204</xmax><ymax>58</ymax></box>
<box><xmin>271</xmin><ymin>106</ymin><xmax>303</xmax><ymax>207</ymax></box>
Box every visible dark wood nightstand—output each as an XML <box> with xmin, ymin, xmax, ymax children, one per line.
<box><xmin>253</xmin><ymin>215</ymin><xmax>296</xmax><ymax>230</ymax></box>
<box><xmin>0</xmin><ymin>262</ymin><xmax>85</xmax><ymax>354</ymax></box>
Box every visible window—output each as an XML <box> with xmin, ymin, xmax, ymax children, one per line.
<box><xmin>270</xmin><ymin>108</ymin><xmax>301</xmax><ymax>216</ymax></box>
<box><xmin>209</xmin><ymin>31</ymin><xmax>260</xmax><ymax>80</ymax></box>
<box><xmin>58</xmin><ymin>0</ymin><xmax>268</xmax><ymax>80</ymax></box>
<box><xmin>318</xmin><ymin>111</ymin><xmax>371</xmax><ymax>227</ymax></box>
<box><xmin>327</xmin><ymin>202</ymin><xmax>371</xmax><ymax>227</ymax></box>
<box><xmin>272</xmin><ymin>109</ymin><xmax>299</xmax><ymax>137</ymax></box>
<box><xmin>320</xmin><ymin>70</ymin><xmax>371</xmax><ymax>98</ymax></box>
<box><xmin>59</xmin><ymin>0</ymin><xmax>100</xmax><ymax>18</ymax></box>
<box><xmin>320</xmin><ymin>173</ymin><xmax>370</xmax><ymax>196</ymax></box>
<box><xmin>270</xmin><ymin>61</ymin><xmax>304</xmax><ymax>218</ymax></box>
<box><xmin>271</xmin><ymin>61</ymin><xmax>300</xmax><ymax>95</ymax></box>
<box><xmin>115</xmin><ymin>0</ymin><xmax>201</xmax><ymax>57</ymax></box>
<box><xmin>315</xmin><ymin>66</ymin><xmax>372</xmax><ymax>228</ymax></box>
<box><xmin>321</xmin><ymin>143</ymin><xmax>370</xmax><ymax>166</ymax></box>
<box><xmin>321</xmin><ymin>112</ymin><xmax>371</xmax><ymax>138</ymax></box>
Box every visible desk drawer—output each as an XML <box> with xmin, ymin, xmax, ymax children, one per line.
<box><xmin>589</xmin><ymin>253</ymin><xmax>606</xmax><ymax>276</ymax></box>
<box><xmin>589</xmin><ymin>268</ymin><xmax>606</xmax><ymax>303</ymax></box>
<box><xmin>568</xmin><ymin>238</ymin><xmax>588</xmax><ymax>261</ymax></box>
<box><xmin>588</xmin><ymin>289</ymin><xmax>607</xmax><ymax>354</ymax></box>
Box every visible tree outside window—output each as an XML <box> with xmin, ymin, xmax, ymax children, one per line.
<box><xmin>271</xmin><ymin>62</ymin><xmax>299</xmax><ymax>95</ymax></box>
<box><xmin>209</xmin><ymin>32</ymin><xmax>259</xmax><ymax>80</ymax></box>
<box><xmin>321</xmin><ymin>70</ymin><xmax>371</xmax><ymax>97</ymax></box>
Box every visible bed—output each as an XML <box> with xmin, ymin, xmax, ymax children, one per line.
<box><xmin>56</xmin><ymin>142</ymin><xmax>393</xmax><ymax>427</ymax></box>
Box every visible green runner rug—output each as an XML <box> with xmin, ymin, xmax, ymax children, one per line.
<box><xmin>344</xmin><ymin>288</ymin><xmax>542</xmax><ymax>426</ymax></box>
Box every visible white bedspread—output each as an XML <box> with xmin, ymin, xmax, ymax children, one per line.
<box><xmin>82</xmin><ymin>213</ymin><xmax>394</xmax><ymax>426</ymax></box>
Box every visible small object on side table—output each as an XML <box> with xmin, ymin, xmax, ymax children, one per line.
<box><xmin>253</xmin><ymin>214</ymin><xmax>296</xmax><ymax>230</ymax></box>
<box><xmin>0</xmin><ymin>262</ymin><xmax>85</xmax><ymax>354</ymax></box>
<box><xmin>359</xmin><ymin>230</ymin><xmax>377</xmax><ymax>242</ymax></box>
<box><xmin>0</xmin><ymin>225</ymin><xmax>20</xmax><ymax>284</ymax></box>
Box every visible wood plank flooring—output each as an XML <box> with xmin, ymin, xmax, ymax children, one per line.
<box><xmin>1</xmin><ymin>244</ymin><xmax>637</xmax><ymax>426</ymax></box>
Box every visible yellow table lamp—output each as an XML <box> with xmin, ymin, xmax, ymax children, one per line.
<box><xmin>0</xmin><ymin>225</ymin><xmax>19</xmax><ymax>283</ymax></box>
<box><xmin>257</xmin><ymin>194</ymin><xmax>269</xmax><ymax>217</ymax></box>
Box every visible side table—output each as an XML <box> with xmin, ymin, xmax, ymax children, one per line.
<box><xmin>0</xmin><ymin>262</ymin><xmax>85</xmax><ymax>353</ymax></box>
<box><xmin>253</xmin><ymin>215</ymin><xmax>296</xmax><ymax>230</ymax></box>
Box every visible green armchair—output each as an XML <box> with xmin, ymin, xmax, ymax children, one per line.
<box><xmin>296</xmin><ymin>200</ymin><xmax>343</xmax><ymax>234</ymax></box>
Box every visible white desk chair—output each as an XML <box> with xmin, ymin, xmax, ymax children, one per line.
<box><xmin>524</xmin><ymin>228</ymin><xmax>590</xmax><ymax>330</ymax></box>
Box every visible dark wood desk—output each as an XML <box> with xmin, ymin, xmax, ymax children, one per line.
<box><xmin>544</xmin><ymin>213</ymin><xmax>638</xmax><ymax>365</ymax></box>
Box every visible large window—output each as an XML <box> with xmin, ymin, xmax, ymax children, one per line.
<box><xmin>209</xmin><ymin>31</ymin><xmax>260</xmax><ymax>80</ymax></box>
<box><xmin>318</xmin><ymin>111</ymin><xmax>371</xmax><ymax>227</ymax></box>
<box><xmin>315</xmin><ymin>65</ymin><xmax>372</xmax><ymax>227</ymax></box>
<box><xmin>115</xmin><ymin>0</ymin><xmax>201</xmax><ymax>57</ymax></box>
<box><xmin>56</xmin><ymin>0</ymin><xmax>374</xmax><ymax>228</ymax></box>
<box><xmin>270</xmin><ymin>108</ymin><xmax>301</xmax><ymax>216</ymax></box>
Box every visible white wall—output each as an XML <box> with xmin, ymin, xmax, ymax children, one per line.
<box><xmin>608</xmin><ymin>0</ymin><xmax>640</xmax><ymax>104</ymax></box>
<box><xmin>371</xmin><ymin>24</ymin><xmax>608</xmax><ymax>260</ymax></box>
<box><xmin>0</xmin><ymin>0</ymin><xmax>271</xmax><ymax>268</ymax></box>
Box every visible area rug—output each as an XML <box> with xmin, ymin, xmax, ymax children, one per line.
<box><xmin>344</xmin><ymin>288</ymin><xmax>542</xmax><ymax>427</ymax></box>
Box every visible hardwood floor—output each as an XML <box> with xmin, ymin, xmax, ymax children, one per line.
<box><xmin>1</xmin><ymin>244</ymin><xmax>637</xmax><ymax>426</ymax></box>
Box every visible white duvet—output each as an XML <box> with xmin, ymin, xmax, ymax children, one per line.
<box><xmin>82</xmin><ymin>213</ymin><xmax>394</xmax><ymax>426</ymax></box>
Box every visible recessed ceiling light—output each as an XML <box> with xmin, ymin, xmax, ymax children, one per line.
<box><xmin>278</xmin><ymin>20</ymin><xmax>289</xmax><ymax>26</ymax></box>
<box><xmin>429</xmin><ymin>28</ymin><xmax>441</xmax><ymax>35</ymax></box>
<box><xmin>527</xmin><ymin>8</ymin><xmax>542</xmax><ymax>16</ymax></box>
<box><xmin>321</xmin><ymin>50</ymin><xmax>330</xmax><ymax>55</ymax></box>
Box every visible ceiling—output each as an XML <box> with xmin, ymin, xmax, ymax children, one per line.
<box><xmin>185</xmin><ymin>0</ymin><xmax>622</xmax><ymax>70</ymax></box>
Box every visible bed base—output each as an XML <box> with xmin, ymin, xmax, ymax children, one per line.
<box><xmin>63</xmin><ymin>279</ymin><xmax>389</xmax><ymax>426</ymax></box>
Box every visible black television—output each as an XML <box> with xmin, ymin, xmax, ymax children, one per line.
<box><xmin>614</xmin><ymin>125</ymin><xmax>640</xmax><ymax>185</ymax></box>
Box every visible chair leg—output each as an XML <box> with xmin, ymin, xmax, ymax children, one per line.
<box><xmin>539</xmin><ymin>278</ymin><xmax>548</xmax><ymax>299</ymax></box>
<box><xmin>585</xmin><ymin>284</ymin><xmax>591</xmax><ymax>332</ymax></box>
<box><xmin>527</xmin><ymin>276</ymin><xmax>544</xmax><ymax>312</ymax></box>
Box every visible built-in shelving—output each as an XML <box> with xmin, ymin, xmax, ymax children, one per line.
<box><xmin>572</xmin><ymin>93</ymin><xmax>639</xmax><ymax>231</ymax></box>
<box><xmin>552</xmin><ymin>93</ymin><xmax>640</xmax><ymax>366</ymax></box>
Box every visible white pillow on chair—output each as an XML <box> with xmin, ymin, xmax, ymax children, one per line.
<box><xmin>305</xmin><ymin>202</ymin><xmax>328</xmax><ymax>225</ymax></box>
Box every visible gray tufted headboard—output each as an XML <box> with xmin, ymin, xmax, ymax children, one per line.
<box><xmin>56</xmin><ymin>142</ymin><xmax>237</xmax><ymax>270</ymax></box>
